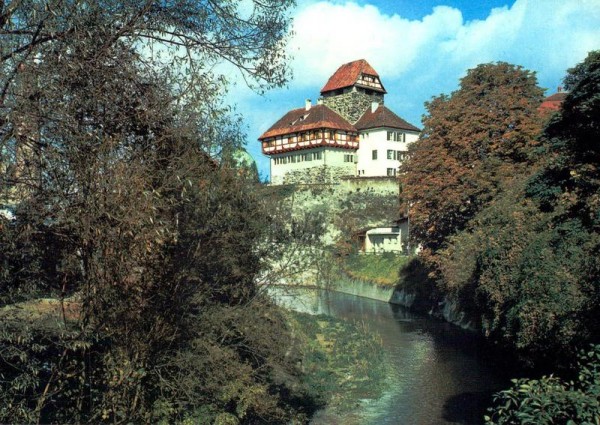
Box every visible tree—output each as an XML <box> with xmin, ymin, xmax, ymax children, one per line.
<box><xmin>0</xmin><ymin>1</ymin><xmax>311</xmax><ymax>424</ymax></box>
<box><xmin>438</xmin><ymin>52</ymin><xmax>600</xmax><ymax>366</ymax></box>
<box><xmin>400</xmin><ymin>63</ymin><xmax>543</xmax><ymax>261</ymax></box>
<box><xmin>439</xmin><ymin>182</ymin><xmax>598</xmax><ymax>363</ymax></box>
<box><xmin>527</xmin><ymin>51</ymin><xmax>600</xmax><ymax>225</ymax></box>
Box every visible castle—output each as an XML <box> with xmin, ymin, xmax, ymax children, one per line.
<box><xmin>259</xmin><ymin>59</ymin><xmax>420</xmax><ymax>185</ymax></box>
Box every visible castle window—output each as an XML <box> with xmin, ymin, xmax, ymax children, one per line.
<box><xmin>387</xmin><ymin>168</ymin><xmax>397</xmax><ymax>176</ymax></box>
<box><xmin>372</xmin><ymin>150</ymin><xmax>378</xmax><ymax>160</ymax></box>
<box><xmin>313</xmin><ymin>151</ymin><xmax>322</xmax><ymax>160</ymax></box>
<box><xmin>344</xmin><ymin>154</ymin><xmax>354</xmax><ymax>163</ymax></box>
<box><xmin>387</xmin><ymin>131</ymin><xmax>405</xmax><ymax>142</ymax></box>
<box><xmin>387</xmin><ymin>149</ymin><xmax>393</xmax><ymax>159</ymax></box>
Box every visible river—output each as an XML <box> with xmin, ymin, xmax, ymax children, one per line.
<box><xmin>270</xmin><ymin>287</ymin><xmax>514</xmax><ymax>425</ymax></box>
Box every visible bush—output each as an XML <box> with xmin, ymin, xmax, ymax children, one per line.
<box><xmin>485</xmin><ymin>345</ymin><xmax>600</xmax><ymax>425</ymax></box>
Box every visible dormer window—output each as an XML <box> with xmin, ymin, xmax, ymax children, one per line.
<box><xmin>290</xmin><ymin>113</ymin><xmax>309</xmax><ymax>126</ymax></box>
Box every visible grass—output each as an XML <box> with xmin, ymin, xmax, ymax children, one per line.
<box><xmin>340</xmin><ymin>252</ymin><xmax>411</xmax><ymax>286</ymax></box>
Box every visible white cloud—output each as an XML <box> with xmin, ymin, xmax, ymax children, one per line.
<box><xmin>288</xmin><ymin>0</ymin><xmax>600</xmax><ymax>91</ymax></box>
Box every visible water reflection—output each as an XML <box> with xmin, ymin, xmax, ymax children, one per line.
<box><xmin>269</xmin><ymin>287</ymin><xmax>512</xmax><ymax>425</ymax></box>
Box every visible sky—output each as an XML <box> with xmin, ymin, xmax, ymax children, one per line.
<box><xmin>223</xmin><ymin>0</ymin><xmax>600</xmax><ymax>180</ymax></box>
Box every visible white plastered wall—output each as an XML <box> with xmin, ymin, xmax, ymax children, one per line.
<box><xmin>270</xmin><ymin>147</ymin><xmax>356</xmax><ymax>184</ymax></box>
<box><xmin>356</xmin><ymin>128</ymin><xmax>419</xmax><ymax>177</ymax></box>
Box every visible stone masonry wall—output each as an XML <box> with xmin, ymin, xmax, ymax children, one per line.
<box><xmin>322</xmin><ymin>90</ymin><xmax>384</xmax><ymax>124</ymax></box>
<box><xmin>281</xmin><ymin>165</ymin><xmax>353</xmax><ymax>185</ymax></box>
<box><xmin>339</xmin><ymin>176</ymin><xmax>399</xmax><ymax>195</ymax></box>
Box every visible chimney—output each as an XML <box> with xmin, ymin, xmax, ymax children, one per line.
<box><xmin>317</xmin><ymin>98</ymin><xmax>324</xmax><ymax>105</ymax></box>
<box><xmin>305</xmin><ymin>99</ymin><xmax>312</xmax><ymax>111</ymax></box>
<box><xmin>371</xmin><ymin>101</ymin><xmax>379</xmax><ymax>113</ymax></box>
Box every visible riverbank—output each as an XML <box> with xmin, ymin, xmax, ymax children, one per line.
<box><xmin>325</xmin><ymin>255</ymin><xmax>478</xmax><ymax>331</ymax></box>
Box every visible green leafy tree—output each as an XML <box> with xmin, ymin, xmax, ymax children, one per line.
<box><xmin>440</xmin><ymin>183</ymin><xmax>598</xmax><ymax>363</ymax></box>
<box><xmin>528</xmin><ymin>51</ymin><xmax>600</xmax><ymax>226</ymax></box>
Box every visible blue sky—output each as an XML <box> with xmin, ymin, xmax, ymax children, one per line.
<box><xmin>224</xmin><ymin>0</ymin><xmax>600</xmax><ymax>180</ymax></box>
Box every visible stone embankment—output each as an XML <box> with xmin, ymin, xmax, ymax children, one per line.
<box><xmin>316</xmin><ymin>266</ymin><xmax>478</xmax><ymax>331</ymax></box>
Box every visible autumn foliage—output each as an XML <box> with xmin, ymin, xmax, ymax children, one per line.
<box><xmin>0</xmin><ymin>1</ymin><xmax>319</xmax><ymax>424</ymax></box>
<box><xmin>400</xmin><ymin>62</ymin><xmax>544</xmax><ymax>257</ymax></box>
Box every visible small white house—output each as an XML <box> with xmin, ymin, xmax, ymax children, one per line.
<box><xmin>357</xmin><ymin>218</ymin><xmax>409</xmax><ymax>254</ymax></box>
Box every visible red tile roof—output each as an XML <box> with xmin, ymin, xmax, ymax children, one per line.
<box><xmin>539</xmin><ymin>91</ymin><xmax>568</xmax><ymax>113</ymax></box>
<box><xmin>355</xmin><ymin>104</ymin><xmax>420</xmax><ymax>132</ymax></box>
<box><xmin>258</xmin><ymin>104</ymin><xmax>356</xmax><ymax>140</ymax></box>
<box><xmin>320</xmin><ymin>59</ymin><xmax>386</xmax><ymax>94</ymax></box>
<box><xmin>544</xmin><ymin>92</ymin><xmax>568</xmax><ymax>102</ymax></box>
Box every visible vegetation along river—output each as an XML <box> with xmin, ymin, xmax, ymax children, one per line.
<box><xmin>270</xmin><ymin>287</ymin><xmax>515</xmax><ymax>425</ymax></box>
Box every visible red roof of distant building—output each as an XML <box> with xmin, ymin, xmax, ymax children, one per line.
<box><xmin>258</xmin><ymin>104</ymin><xmax>356</xmax><ymax>139</ymax></box>
<box><xmin>355</xmin><ymin>104</ymin><xmax>420</xmax><ymax>132</ymax></box>
<box><xmin>544</xmin><ymin>92</ymin><xmax>568</xmax><ymax>102</ymax></box>
<box><xmin>539</xmin><ymin>91</ymin><xmax>568</xmax><ymax>113</ymax></box>
<box><xmin>320</xmin><ymin>59</ymin><xmax>386</xmax><ymax>94</ymax></box>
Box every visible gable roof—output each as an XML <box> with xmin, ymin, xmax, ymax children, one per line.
<box><xmin>258</xmin><ymin>104</ymin><xmax>356</xmax><ymax>140</ymax></box>
<box><xmin>355</xmin><ymin>104</ymin><xmax>420</xmax><ymax>132</ymax></box>
<box><xmin>544</xmin><ymin>92</ymin><xmax>568</xmax><ymax>102</ymax></box>
<box><xmin>539</xmin><ymin>91</ymin><xmax>568</xmax><ymax>113</ymax></box>
<box><xmin>320</xmin><ymin>59</ymin><xmax>386</xmax><ymax>94</ymax></box>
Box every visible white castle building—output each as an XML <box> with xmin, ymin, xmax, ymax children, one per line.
<box><xmin>259</xmin><ymin>59</ymin><xmax>420</xmax><ymax>185</ymax></box>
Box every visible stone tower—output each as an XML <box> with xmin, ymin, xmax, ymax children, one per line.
<box><xmin>320</xmin><ymin>59</ymin><xmax>386</xmax><ymax>124</ymax></box>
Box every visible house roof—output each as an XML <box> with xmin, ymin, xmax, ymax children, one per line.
<box><xmin>320</xmin><ymin>59</ymin><xmax>386</xmax><ymax>94</ymax></box>
<box><xmin>544</xmin><ymin>92</ymin><xmax>568</xmax><ymax>102</ymax></box>
<box><xmin>258</xmin><ymin>104</ymin><xmax>356</xmax><ymax>139</ymax></box>
<box><xmin>355</xmin><ymin>104</ymin><xmax>420</xmax><ymax>132</ymax></box>
<box><xmin>539</xmin><ymin>91</ymin><xmax>568</xmax><ymax>113</ymax></box>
